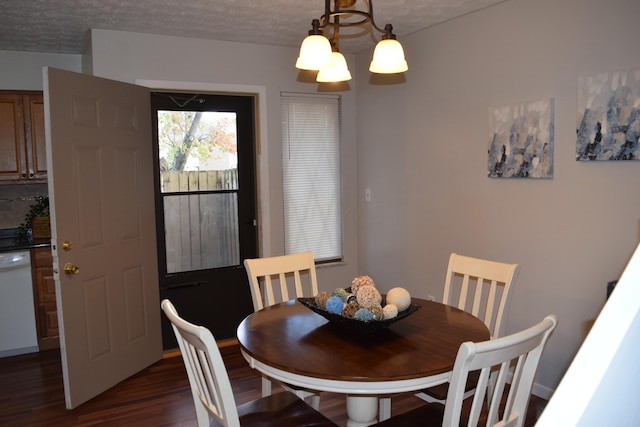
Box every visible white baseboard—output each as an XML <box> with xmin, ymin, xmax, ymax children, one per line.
<box><xmin>532</xmin><ymin>381</ymin><xmax>554</xmax><ymax>400</ymax></box>
<box><xmin>0</xmin><ymin>345</ymin><xmax>39</xmax><ymax>358</ymax></box>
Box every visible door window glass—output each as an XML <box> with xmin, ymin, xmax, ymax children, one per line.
<box><xmin>157</xmin><ymin>109</ymin><xmax>239</xmax><ymax>273</ymax></box>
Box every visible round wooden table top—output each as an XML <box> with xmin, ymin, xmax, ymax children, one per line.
<box><xmin>237</xmin><ymin>298</ymin><xmax>489</xmax><ymax>384</ymax></box>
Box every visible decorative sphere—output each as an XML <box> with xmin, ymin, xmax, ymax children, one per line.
<box><xmin>315</xmin><ymin>291</ymin><xmax>331</xmax><ymax>309</ymax></box>
<box><xmin>351</xmin><ymin>275</ymin><xmax>376</xmax><ymax>294</ymax></box>
<box><xmin>325</xmin><ymin>295</ymin><xmax>344</xmax><ymax>314</ymax></box>
<box><xmin>356</xmin><ymin>285</ymin><xmax>382</xmax><ymax>308</ymax></box>
<box><xmin>383</xmin><ymin>304</ymin><xmax>399</xmax><ymax>319</ymax></box>
<box><xmin>354</xmin><ymin>307</ymin><xmax>375</xmax><ymax>321</ymax></box>
<box><xmin>341</xmin><ymin>302</ymin><xmax>360</xmax><ymax>318</ymax></box>
<box><xmin>369</xmin><ymin>305</ymin><xmax>384</xmax><ymax>320</ymax></box>
<box><xmin>386</xmin><ymin>287</ymin><xmax>411</xmax><ymax>311</ymax></box>
<box><xmin>331</xmin><ymin>287</ymin><xmax>349</xmax><ymax>302</ymax></box>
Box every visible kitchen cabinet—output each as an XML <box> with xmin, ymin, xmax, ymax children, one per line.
<box><xmin>31</xmin><ymin>246</ymin><xmax>59</xmax><ymax>350</ymax></box>
<box><xmin>0</xmin><ymin>91</ymin><xmax>47</xmax><ymax>183</ymax></box>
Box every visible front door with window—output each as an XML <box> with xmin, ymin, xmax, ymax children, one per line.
<box><xmin>151</xmin><ymin>92</ymin><xmax>257</xmax><ymax>349</ymax></box>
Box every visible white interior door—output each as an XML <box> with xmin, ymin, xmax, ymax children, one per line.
<box><xmin>43</xmin><ymin>67</ymin><xmax>162</xmax><ymax>409</ymax></box>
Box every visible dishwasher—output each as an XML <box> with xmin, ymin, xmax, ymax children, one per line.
<box><xmin>0</xmin><ymin>250</ymin><xmax>39</xmax><ymax>357</ymax></box>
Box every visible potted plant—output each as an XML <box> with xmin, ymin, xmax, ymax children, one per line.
<box><xmin>19</xmin><ymin>195</ymin><xmax>50</xmax><ymax>239</ymax></box>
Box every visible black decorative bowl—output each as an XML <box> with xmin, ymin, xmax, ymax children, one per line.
<box><xmin>297</xmin><ymin>297</ymin><xmax>421</xmax><ymax>334</ymax></box>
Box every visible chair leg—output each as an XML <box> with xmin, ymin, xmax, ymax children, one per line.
<box><xmin>261</xmin><ymin>376</ymin><xmax>272</xmax><ymax>398</ymax></box>
<box><xmin>310</xmin><ymin>393</ymin><xmax>321</xmax><ymax>410</ymax></box>
<box><xmin>379</xmin><ymin>397</ymin><xmax>391</xmax><ymax>421</ymax></box>
<box><xmin>292</xmin><ymin>389</ymin><xmax>321</xmax><ymax>410</ymax></box>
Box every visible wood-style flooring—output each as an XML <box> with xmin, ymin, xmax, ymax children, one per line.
<box><xmin>0</xmin><ymin>345</ymin><xmax>546</xmax><ymax>426</ymax></box>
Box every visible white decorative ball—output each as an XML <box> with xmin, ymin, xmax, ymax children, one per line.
<box><xmin>386</xmin><ymin>287</ymin><xmax>411</xmax><ymax>312</ymax></box>
<box><xmin>383</xmin><ymin>304</ymin><xmax>399</xmax><ymax>319</ymax></box>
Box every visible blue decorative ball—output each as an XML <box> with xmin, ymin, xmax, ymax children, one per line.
<box><xmin>354</xmin><ymin>307</ymin><xmax>375</xmax><ymax>321</ymax></box>
<box><xmin>326</xmin><ymin>295</ymin><xmax>345</xmax><ymax>314</ymax></box>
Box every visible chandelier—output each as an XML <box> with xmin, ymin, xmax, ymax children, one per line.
<box><xmin>296</xmin><ymin>0</ymin><xmax>408</xmax><ymax>83</ymax></box>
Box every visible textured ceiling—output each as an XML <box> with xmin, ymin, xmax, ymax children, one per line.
<box><xmin>0</xmin><ymin>0</ymin><xmax>505</xmax><ymax>55</ymax></box>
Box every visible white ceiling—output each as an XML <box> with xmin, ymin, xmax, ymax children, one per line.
<box><xmin>0</xmin><ymin>0</ymin><xmax>506</xmax><ymax>55</ymax></box>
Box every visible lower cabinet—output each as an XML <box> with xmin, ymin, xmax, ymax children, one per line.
<box><xmin>31</xmin><ymin>247</ymin><xmax>59</xmax><ymax>350</ymax></box>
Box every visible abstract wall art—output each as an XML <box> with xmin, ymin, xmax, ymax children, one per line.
<box><xmin>576</xmin><ymin>67</ymin><xmax>640</xmax><ymax>161</ymax></box>
<box><xmin>488</xmin><ymin>98</ymin><xmax>554</xmax><ymax>179</ymax></box>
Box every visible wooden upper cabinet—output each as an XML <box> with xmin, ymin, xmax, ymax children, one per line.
<box><xmin>0</xmin><ymin>91</ymin><xmax>46</xmax><ymax>183</ymax></box>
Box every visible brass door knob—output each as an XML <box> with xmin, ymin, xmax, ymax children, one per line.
<box><xmin>62</xmin><ymin>241</ymin><xmax>73</xmax><ymax>251</ymax></box>
<box><xmin>64</xmin><ymin>263</ymin><xmax>80</xmax><ymax>275</ymax></box>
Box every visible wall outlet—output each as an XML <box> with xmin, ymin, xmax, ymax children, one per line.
<box><xmin>365</xmin><ymin>188</ymin><xmax>372</xmax><ymax>202</ymax></box>
<box><xmin>427</xmin><ymin>295</ymin><xmax>435</xmax><ymax>301</ymax></box>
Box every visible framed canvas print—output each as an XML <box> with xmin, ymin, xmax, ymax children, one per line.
<box><xmin>488</xmin><ymin>98</ymin><xmax>554</xmax><ymax>179</ymax></box>
<box><xmin>576</xmin><ymin>67</ymin><xmax>640</xmax><ymax>161</ymax></box>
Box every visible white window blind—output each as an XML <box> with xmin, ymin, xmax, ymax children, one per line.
<box><xmin>281</xmin><ymin>93</ymin><xmax>343</xmax><ymax>262</ymax></box>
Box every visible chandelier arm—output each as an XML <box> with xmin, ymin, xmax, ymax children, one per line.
<box><xmin>317</xmin><ymin>0</ymin><xmax>386</xmax><ymax>34</ymax></box>
<box><xmin>363</xmin><ymin>0</ymin><xmax>386</xmax><ymax>34</ymax></box>
<box><xmin>332</xmin><ymin>14</ymin><xmax>340</xmax><ymax>49</ymax></box>
<box><xmin>321</xmin><ymin>0</ymin><xmax>332</xmax><ymax>27</ymax></box>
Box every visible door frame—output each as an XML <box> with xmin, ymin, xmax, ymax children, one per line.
<box><xmin>137</xmin><ymin>80</ymin><xmax>271</xmax><ymax>256</ymax></box>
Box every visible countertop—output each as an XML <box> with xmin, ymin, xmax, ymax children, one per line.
<box><xmin>0</xmin><ymin>229</ymin><xmax>51</xmax><ymax>253</ymax></box>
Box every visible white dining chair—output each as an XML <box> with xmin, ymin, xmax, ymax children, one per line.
<box><xmin>441</xmin><ymin>253</ymin><xmax>520</xmax><ymax>339</ymax></box>
<box><xmin>160</xmin><ymin>299</ymin><xmax>337</xmax><ymax>427</ymax></box>
<box><xmin>380</xmin><ymin>253</ymin><xmax>520</xmax><ymax>419</ymax></box>
<box><xmin>243</xmin><ymin>251</ymin><xmax>321</xmax><ymax>409</ymax></box>
<box><xmin>375</xmin><ymin>314</ymin><xmax>557</xmax><ymax>427</ymax></box>
<box><xmin>418</xmin><ymin>253</ymin><xmax>520</xmax><ymax>400</ymax></box>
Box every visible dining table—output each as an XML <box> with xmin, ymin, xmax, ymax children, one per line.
<box><xmin>236</xmin><ymin>297</ymin><xmax>489</xmax><ymax>427</ymax></box>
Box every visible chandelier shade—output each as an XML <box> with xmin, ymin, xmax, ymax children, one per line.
<box><xmin>369</xmin><ymin>39</ymin><xmax>408</xmax><ymax>74</ymax></box>
<box><xmin>295</xmin><ymin>34</ymin><xmax>334</xmax><ymax>70</ymax></box>
<box><xmin>297</xmin><ymin>0</ymin><xmax>408</xmax><ymax>82</ymax></box>
<box><xmin>317</xmin><ymin>51</ymin><xmax>352</xmax><ymax>82</ymax></box>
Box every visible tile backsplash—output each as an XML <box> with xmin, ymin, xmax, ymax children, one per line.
<box><xmin>0</xmin><ymin>183</ymin><xmax>48</xmax><ymax>229</ymax></box>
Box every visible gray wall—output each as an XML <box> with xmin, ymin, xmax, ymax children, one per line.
<box><xmin>355</xmin><ymin>0</ymin><xmax>640</xmax><ymax>396</ymax></box>
<box><xmin>0</xmin><ymin>50</ymin><xmax>81</xmax><ymax>90</ymax></box>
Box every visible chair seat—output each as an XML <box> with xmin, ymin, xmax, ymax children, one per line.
<box><xmin>374</xmin><ymin>402</ymin><xmax>445</xmax><ymax>426</ymax></box>
<box><xmin>229</xmin><ymin>391</ymin><xmax>337</xmax><ymax>427</ymax></box>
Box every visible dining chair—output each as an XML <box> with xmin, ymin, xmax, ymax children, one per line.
<box><xmin>243</xmin><ymin>251</ymin><xmax>321</xmax><ymax>409</ymax></box>
<box><xmin>419</xmin><ymin>253</ymin><xmax>520</xmax><ymax>399</ymax></box>
<box><xmin>440</xmin><ymin>253</ymin><xmax>520</xmax><ymax>339</ymax></box>
<box><xmin>160</xmin><ymin>299</ymin><xmax>337</xmax><ymax>427</ymax></box>
<box><xmin>380</xmin><ymin>253</ymin><xmax>520</xmax><ymax>419</ymax></box>
<box><xmin>374</xmin><ymin>314</ymin><xmax>557</xmax><ymax>427</ymax></box>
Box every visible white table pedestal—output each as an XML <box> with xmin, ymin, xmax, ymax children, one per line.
<box><xmin>346</xmin><ymin>395</ymin><xmax>378</xmax><ymax>427</ymax></box>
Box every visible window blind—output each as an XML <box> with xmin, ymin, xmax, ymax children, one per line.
<box><xmin>281</xmin><ymin>93</ymin><xmax>343</xmax><ymax>261</ymax></box>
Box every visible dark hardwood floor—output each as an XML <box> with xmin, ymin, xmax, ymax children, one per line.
<box><xmin>0</xmin><ymin>345</ymin><xmax>546</xmax><ymax>426</ymax></box>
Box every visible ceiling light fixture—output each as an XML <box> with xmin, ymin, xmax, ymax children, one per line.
<box><xmin>296</xmin><ymin>0</ymin><xmax>408</xmax><ymax>83</ymax></box>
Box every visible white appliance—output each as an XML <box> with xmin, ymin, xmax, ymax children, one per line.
<box><xmin>0</xmin><ymin>250</ymin><xmax>39</xmax><ymax>357</ymax></box>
